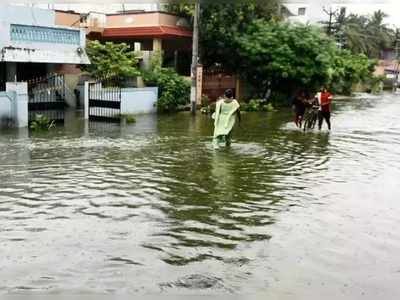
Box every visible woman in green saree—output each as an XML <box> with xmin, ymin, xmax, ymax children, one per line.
<box><xmin>212</xmin><ymin>89</ymin><xmax>241</xmax><ymax>149</ymax></box>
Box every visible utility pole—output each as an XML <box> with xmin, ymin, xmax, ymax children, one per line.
<box><xmin>323</xmin><ymin>6</ymin><xmax>338</xmax><ymax>37</ymax></box>
<box><xmin>190</xmin><ymin>0</ymin><xmax>200</xmax><ymax>115</ymax></box>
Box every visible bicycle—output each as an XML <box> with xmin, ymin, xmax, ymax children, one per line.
<box><xmin>303</xmin><ymin>105</ymin><xmax>319</xmax><ymax>132</ymax></box>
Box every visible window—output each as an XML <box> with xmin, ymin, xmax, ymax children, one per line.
<box><xmin>298</xmin><ymin>7</ymin><xmax>306</xmax><ymax>16</ymax></box>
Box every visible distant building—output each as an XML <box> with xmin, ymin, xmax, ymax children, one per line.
<box><xmin>0</xmin><ymin>4</ymin><xmax>89</xmax><ymax>89</ymax></box>
<box><xmin>282</xmin><ymin>1</ymin><xmax>347</xmax><ymax>25</ymax></box>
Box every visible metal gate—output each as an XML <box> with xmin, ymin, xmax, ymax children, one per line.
<box><xmin>28</xmin><ymin>74</ymin><xmax>66</xmax><ymax>122</ymax></box>
<box><xmin>88</xmin><ymin>80</ymin><xmax>121</xmax><ymax>121</ymax></box>
<box><xmin>202</xmin><ymin>67</ymin><xmax>236</xmax><ymax>101</ymax></box>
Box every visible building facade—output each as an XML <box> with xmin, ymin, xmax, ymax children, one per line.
<box><xmin>0</xmin><ymin>4</ymin><xmax>89</xmax><ymax>90</ymax></box>
<box><xmin>282</xmin><ymin>0</ymin><xmax>347</xmax><ymax>25</ymax></box>
<box><xmin>54</xmin><ymin>10</ymin><xmax>193</xmax><ymax>76</ymax></box>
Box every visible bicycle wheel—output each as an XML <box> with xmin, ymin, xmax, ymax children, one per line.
<box><xmin>303</xmin><ymin>114</ymin><xmax>311</xmax><ymax>132</ymax></box>
<box><xmin>310</xmin><ymin>111</ymin><xmax>318</xmax><ymax>129</ymax></box>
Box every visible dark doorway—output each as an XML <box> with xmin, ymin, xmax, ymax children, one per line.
<box><xmin>0</xmin><ymin>63</ymin><xmax>5</xmax><ymax>91</ymax></box>
<box><xmin>17</xmin><ymin>63</ymin><xmax>47</xmax><ymax>81</ymax></box>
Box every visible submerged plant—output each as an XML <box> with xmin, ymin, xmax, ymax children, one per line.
<box><xmin>120</xmin><ymin>114</ymin><xmax>137</xmax><ymax>124</ymax></box>
<box><xmin>240</xmin><ymin>99</ymin><xmax>276</xmax><ymax>112</ymax></box>
<box><xmin>30</xmin><ymin>114</ymin><xmax>55</xmax><ymax>131</ymax></box>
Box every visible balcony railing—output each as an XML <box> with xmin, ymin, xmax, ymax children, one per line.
<box><xmin>10</xmin><ymin>24</ymin><xmax>80</xmax><ymax>45</ymax></box>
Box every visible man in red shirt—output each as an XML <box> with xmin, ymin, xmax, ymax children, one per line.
<box><xmin>317</xmin><ymin>87</ymin><xmax>333</xmax><ymax>130</ymax></box>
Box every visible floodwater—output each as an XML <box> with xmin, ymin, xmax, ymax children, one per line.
<box><xmin>0</xmin><ymin>93</ymin><xmax>399</xmax><ymax>298</ymax></box>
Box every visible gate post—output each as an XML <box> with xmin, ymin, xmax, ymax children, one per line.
<box><xmin>6</xmin><ymin>82</ymin><xmax>28</xmax><ymax>128</ymax></box>
<box><xmin>84</xmin><ymin>81</ymin><xmax>89</xmax><ymax>120</ymax></box>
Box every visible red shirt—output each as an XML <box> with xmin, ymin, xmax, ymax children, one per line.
<box><xmin>320</xmin><ymin>92</ymin><xmax>332</xmax><ymax>112</ymax></box>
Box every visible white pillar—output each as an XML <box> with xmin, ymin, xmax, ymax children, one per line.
<box><xmin>153</xmin><ymin>38</ymin><xmax>162</xmax><ymax>52</ymax></box>
<box><xmin>6</xmin><ymin>82</ymin><xmax>28</xmax><ymax>128</ymax></box>
<box><xmin>84</xmin><ymin>81</ymin><xmax>89</xmax><ymax>119</ymax></box>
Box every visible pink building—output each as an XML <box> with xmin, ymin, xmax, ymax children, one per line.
<box><xmin>56</xmin><ymin>10</ymin><xmax>193</xmax><ymax>75</ymax></box>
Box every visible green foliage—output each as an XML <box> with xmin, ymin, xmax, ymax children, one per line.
<box><xmin>165</xmin><ymin>0</ymin><xmax>194</xmax><ymax>19</ymax></box>
<box><xmin>330</xmin><ymin>50</ymin><xmax>377</xmax><ymax>94</ymax></box>
<box><xmin>200</xmin><ymin>100</ymin><xmax>217</xmax><ymax>115</ymax></box>
<box><xmin>143</xmin><ymin>53</ymin><xmax>190</xmax><ymax>113</ymax></box>
<box><xmin>30</xmin><ymin>114</ymin><xmax>55</xmax><ymax>131</ymax></box>
<box><xmin>240</xmin><ymin>99</ymin><xmax>276</xmax><ymax>112</ymax></box>
<box><xmin>236</xmin><ymin>21</ymin><xmax>338</xmax><ymax>95</ymax></box>
<box><xmin>82</xmin><ymin>40</ymin><xmax>140</xmax><ymax>80</ymax></box>
<box><xmin>120</xmin><ymin>114</ymin><xmax>137</xmax><ymax>124</ymax></box>
<box><xmin>200</xmin><ymin>106</ymin><xmax>210</xmax><ymax>114</ymax></box>
<box><xmin>201</xmin><ymin>95</ymin><xmax>210</xmax><ymax>107</ymax></box>
<box><xmin>235</xmin><ymin>21</ymin><xmax>376</xmax><ymax>99</ymax></box>
<box><xmin>369</xmin><ymin>75</ymin><xmax>385</xmax><ymax>94</ymax></box>
<box><xmin>199</xmin><ymin>0</ymin><xmax>281</xmax><ymax>72</ymax></box>
<box><xmin>330</xmin><ymin>10</ymin><xmax>395</xmax><ymax>58</ymax></box>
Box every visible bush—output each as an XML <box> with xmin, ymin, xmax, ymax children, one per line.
<box><xmin>369</xmin><ymin>75</ymin><xmax>385</xmax><ymax>94</ymax></box>
<box><xmin>240</xmin><ymin>99</ymin><xmax>276</xmax><ymax>112</ymax></box>
<box><xmin>201</xmin><ymin>95</ymin><xmax>210</xmax><ymax>107</ymax></box>
<box><xmin>236</xmin><ymin>21</ymin><xmax>376</xmax><ymax>101</ymax></box>
<box><xmin>143</xmin><ymin>53</ymin><xmax>190</xmax><ymax>113</ymax></box>
<box><xmin>330</xmin><ymin>51</ymin><xmax>377</xmax><ymax>95</ymax></box>
<box><xmin>200</xmin><ymin>106</ymin><xmax>211</xmax><ymax>114</ymax></box>
<box><xmin>82</xmin><ymin>40</ymin><xmax>140</xmax><ymax>80</ymax></box>
<box><xmin>30</xmin><ymin>114</ymin><xmax>55</xmax><ymax>131</ymax></box>
<box><xmin>120</xmin><ymin>114</ymin><xmax>136</xmax><ymax>124</ymax></box>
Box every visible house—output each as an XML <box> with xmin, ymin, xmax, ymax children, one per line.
<box><xmin>55</xmin><ymin>10</ymin><xmax>193</xmax><ymax>76</ymax></box>
<box><xmin>0</xmin><ymin>4</ymin><xmax>89</xmax><ymax>92</ymax></box>
<box><xmin>282</xmin><ymin>1</ymin><xmax>347</xmax><ymax>25</ymax></box>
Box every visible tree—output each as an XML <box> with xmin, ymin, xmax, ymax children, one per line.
<box><xmin>166</xmin><ymin>0</ymin><xmax>281</xmax><ymax>72</ymax></box>
<box><xmin>165</xmin><ymin>0</ymin><xmax>194</xmax><ymax>19</ymax></box>
<box><xmin>142</xmin><ymin>52</ymin><xmax>190</xmax><ymax>113</ymax></box>
<box><xmin>199</xmin><ymin>0</ymin><xmax>281</xmax><ymax>71</ymax></box>
<box><xmin>236</xmin><ymin>21</ymin><xmax>376</xmax><ymax>98</ymax></box>
<box><xmin>330</xmin><ymin>10</ymin><xmax>395</xmax><ymax>58</ymax></box>
<box><xmin>82</xmin><ymin>40</ymin><xmax>140</xmax><ymax>79</ymax></box>
<box><xmin>367</xmin><ymin>10</ymin><xmax>395</xmax><ymax>56</ymax></box>
<box><xmin>330</xmin><ymin>50</ymin><xmax>377</xmax><ymax>94</ymax></box>
<box><xmin>236</xmin><ymin>21</ymin><xmax>337</xmax><ymax>97</ymax></box>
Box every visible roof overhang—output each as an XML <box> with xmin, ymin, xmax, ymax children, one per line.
<box><xmin>1</xmin><ymin>46</ymin><xmax>90</xmax><ymax>65</ymax></box>
<box><xmin>102</xmin><ymin>26</ymin><xmax>192</xmax><ymax>39</ymax></box>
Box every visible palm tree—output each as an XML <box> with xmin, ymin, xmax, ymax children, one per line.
<box><xmin>367</xmin><ymin>10</ymin><xmax>395</xmax><ymax>56</ymax></box>
<box><xmin>336</xmin><ymin>10</ymin><xmax>395</xmax><ymax>59</ymax></box>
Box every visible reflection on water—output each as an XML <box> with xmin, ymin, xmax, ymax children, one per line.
<box><xmin>1</xmin><ymin>94</ymin><xmax>400</xmax><ymax>297</ymax></box>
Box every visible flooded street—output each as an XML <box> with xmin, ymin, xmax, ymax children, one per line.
<box><xmin>0</xmin><ymin>93</ymin><xmax>400</xmax><ymax>298</ymax></box>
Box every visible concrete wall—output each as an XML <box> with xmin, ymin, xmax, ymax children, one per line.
<box><xmin>159</xmin><ymin>13</ymin><xmax>180</xmax><ymax>27</ymax></box>
<box><xmin>83</xmin><ymin>84</ymin><xmax>158</xmax><ymax>119</ymax></box>
<box><xmin>106</xmin><ymin>12</ymin><xmax>181</xmax><ymax>28</ymax></box>
<box><xmin>0</xmin><ymin>82</ymin><xmax>28</xmax><ymax>128</ymax></box>
<box><xmin>0</xmin><ymin>4</ymin><xmax>55</xmax><ymax>45</ymax></box>
<box><xmin>107</xmin><ymin>12</ymin><xmax>160</xmax><ymax>28</ymax></box>
<box><xmin>55</xmin><ymin>11</ymin><xmax>81</xmax><ymax>27</ymax></box>
<box><xmin>0</xmin><ymin>4</ymin><xmax>89</xmax><ymax>65</ymax></box>
<box><xmin>121</xmin><ymin>87</ymin><xmax>158</xmax><ymax>115</ymax></box>
<box><xmin>0</xmin><ymin>4</ymin><xmax>55</xmax><ymax>29</ymax></box>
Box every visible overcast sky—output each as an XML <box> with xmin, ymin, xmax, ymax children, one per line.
<box><xmin>283</xmin><ymin>0</ymin><xmax>399</xmax><ymax>27</ymax></box>
<box><xmin>333</xmin><ymin>2</ymin><xmax>400</xmax><ymax>27</ymax></box>
<box><xmin>18</xmin><ymin>0</ymin><xmax>400</xmax><ymax>27</ymax></box>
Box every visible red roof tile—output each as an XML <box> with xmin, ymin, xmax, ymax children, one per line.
<box><xmin>103</xmin><ymin>26</ymin><xmax>192</xmax><ymax>38</ymax></box>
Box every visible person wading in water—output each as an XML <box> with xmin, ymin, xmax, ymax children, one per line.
<box><xmin>317</xmin><ymin>87</ymin><xmax>333</xmax><ymax>131</ymax></box>
<box><xmin>293</xmin><ymin>91</ymin><xmax>307</xmax><ymax>128</ymax></box>
<box><xmin>212</xmin><ymin>89</ymin><xmax>240</xmax><ymax>149</ymax></box>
